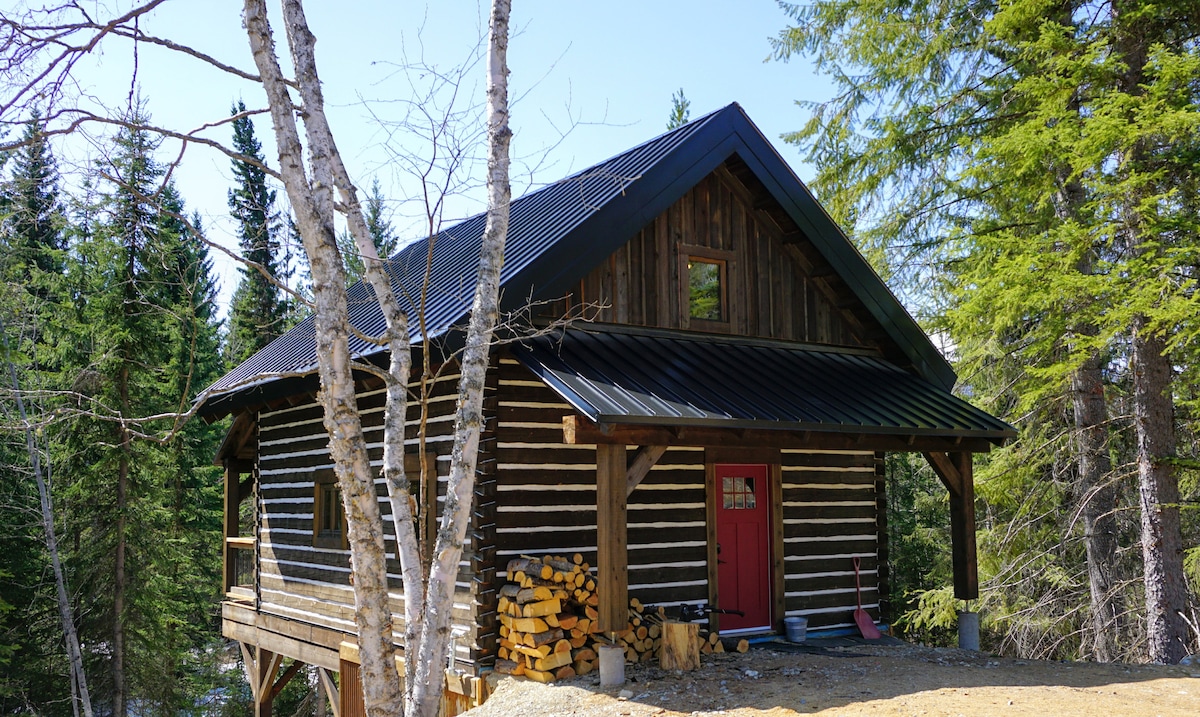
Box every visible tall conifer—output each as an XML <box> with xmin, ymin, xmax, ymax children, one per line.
<box><xmin>776</xmin><ymin>0</ymin><xmax>1199</xmax><ymax>662</ymax></box>
<box><xmin>225</xmin><ymin>101</ymin><xmax>287</xmax><ymax>366</ymax></box>
<box><xmin>59</xmin><ymin>107</ymin><xmax>224</xmax><ymax>715</ymax></box>
<box><xmin>0</xmin><ymin>113</ymin><xmax>76</xmax><ymax>713</ymax></box>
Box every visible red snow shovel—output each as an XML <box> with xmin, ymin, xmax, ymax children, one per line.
<box><xmin>853</xmin><ymin>557</ymin><xmax>882</xmax><ymax>639</ymax></box>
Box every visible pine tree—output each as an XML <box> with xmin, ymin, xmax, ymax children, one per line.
<box><xmin>775</xmin><ymin>0</ymin><xmax>1200</xmax><ymax>662</ymax></box>
<box><xmin>338</xmin><ymin>177</ymin><xmax>398</xmax><ymax>284</ymax></box>
<box><xmin>666</xmin><ymin>88</ymin><xmax>691</xmax><ymax>130</ymax></box>
<box><xmin>225</xmin><ymin>101</ymin><xmax>288</xmax><ymax>366</ymax></box>
<box><xmin>58</xmin><ymin>108</ymin><xmax>226</xmax><ymax>715</ymax></box>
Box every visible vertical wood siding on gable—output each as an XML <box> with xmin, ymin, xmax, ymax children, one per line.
<box><xmin>253</xmin><ymin>364</ymin><xmax>496</xmax><ymax>674</ymax></box>
<box><xmin>555</xmin><ymin>164</ymin><xmax>870</xmax><ymax>348</ymax></box>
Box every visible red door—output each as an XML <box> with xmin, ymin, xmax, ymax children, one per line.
<box><xmin>715</xmin><ymin>463</ymin><xmax>772</xmax><ymax>632</ymax></box>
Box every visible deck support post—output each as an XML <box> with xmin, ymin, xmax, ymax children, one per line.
<box><xmin>922</xmin><ymin>451</ymin><xmax>978</xmax><ymax>599</ymax></box>
<box><xmin>238</xmin><ymin>643</ymin><xmax>301</xmax><ymax>717</ymax></box>
<box><xmin>596</xmin><ymin>443</ymin><xmax>628</xmax><ymax>634</ymax></box>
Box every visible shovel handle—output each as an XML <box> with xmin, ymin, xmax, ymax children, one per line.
<box><xmin>853</xmin><ymin>556</ymin><xmax>863</xmax><ymax>610</ymax></box>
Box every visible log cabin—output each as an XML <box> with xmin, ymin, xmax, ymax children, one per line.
<box><xmin>197</xmin><ymin>103</ymin><xmax>1015</xmax><ymax>715</ymax></box>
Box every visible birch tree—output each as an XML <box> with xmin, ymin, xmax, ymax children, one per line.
<box><xmin>1</xmin><ymin>1</ymin><xmax>513</xmax><ymax>711</ymax></box>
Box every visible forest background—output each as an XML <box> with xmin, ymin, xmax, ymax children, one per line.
<box><xmin>1</xmin><ymin>0</ymin><xmax>1199</xmax><ymax>715</ymax></box>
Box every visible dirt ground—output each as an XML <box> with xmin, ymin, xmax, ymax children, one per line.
<box><xmin>463</xmin><ymin>638</ymin><xmax>1200</xmax><ymax>717</ymax></box>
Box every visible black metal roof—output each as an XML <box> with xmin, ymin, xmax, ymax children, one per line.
<box><xmin>198</xmin><ymin>103</ymin><xmax>957</xmax><ymax>416</ymax></box>
<box><xmin>511</xmin><ymin>325</ymin><xmax>1016</xmax><ymax>442</ymax></box>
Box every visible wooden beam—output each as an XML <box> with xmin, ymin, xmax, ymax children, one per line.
<box><xmin>922</xmin><ymin>451</ymin><xmax>979</xmax><ymax>600</ymax></box>
<box><xmin>704</xmin><ymin>463</ymin><xmax>720</xmax><ymax>634</ymax></box>
<box><xmin>254</xmin><ymin>648</ymin><xmax>281</xmax><ymax>717</ymax></box>
<box><xmin>922</xmin><ymin>451</ymin><xmax>962</xmax><ymax>496</ymax></box>
<box><xmin>950</xmin><ymin>452</ymin><xmax>978</xmax><ymax>600</ymax></box>
<box><xmin>596</xmin><ymin>444</ymin><xmax>628</xmax><ymax>633</ymax></box>
<box><xmin>318</xmin><ymin>667</ymin><xmax>340</xmax><ymax>717</ymax></box>
<box><xmin>223</xmin><ymin>464</ymin><xmax>241</xmax><ymax>595</ymax></box>
<box><xmin>565</xmin><ymin>415</ymin><xmax>996</xmax><ymax>454</ymax></box>
<box><xmin>239</xmin><ymin>642</ymin><xmax>258</xmax><ymax>702</ymax></box>
<box><xmin>626</xmin><ymin>445</ymin><xmax>668</xmax><ymax>497</ymax></box>
<box><xmin>268</xmin><ymin>660</ymin><xmax>303</xmax><ymax>701</ymax></box>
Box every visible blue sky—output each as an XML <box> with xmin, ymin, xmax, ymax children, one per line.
<box><xmin>44</xmin><ymin>1</ymin><xmax>832</xmax><ymax>309</ymax></box>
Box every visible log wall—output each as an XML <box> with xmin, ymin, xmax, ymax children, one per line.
<box><xmin>253</xmin><ymin>361</ymin><xmax>497</xmax><ymax>674</ymax></box>
<box><xmin>493</xmin><ymin>357</ymin><xmax>881</xmax><ymax>638</ymax></box>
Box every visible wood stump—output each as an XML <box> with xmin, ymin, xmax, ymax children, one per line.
<box><xmin>658</xmin><ymin>621</ymin><xmax>700</xmax><ymax>671</ymax></box>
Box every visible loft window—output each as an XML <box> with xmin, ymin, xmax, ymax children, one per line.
<box><xmin>314</xmin><ymin>477</ymin><xmax>347</xmax><ymax>549</ymax></box>
<box><xmin>688</xmin><ymin>258</ymin><xmax>725</xmax><ymax>322</ymax></box>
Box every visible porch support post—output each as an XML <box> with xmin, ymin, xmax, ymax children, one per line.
<box><xmin>922</xmin><ymin>451</ymin><xmax>978</xmax><ymax>599</ymax></box>
<box><xmin>596</xmin><ymin>443</ymin><xmax>628</xmax><ymax>633</ymax></box>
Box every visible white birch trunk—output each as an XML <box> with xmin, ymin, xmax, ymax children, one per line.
<box><xmin>0</xmin><ymin>320</ymin><xmax>94</xmax><ymax>717</ymax></box>
<box><xmin>408</xmin><ymin>2</ymin><xmax>511</xmax><ymax>715</ymax></box>
<box><xmin>244</xmin><ymin>2</ymin><xmax>511</xmax><ymax>714</ymax></box>
<box><xmin>243</xmin><ymin>2</ymin><xmax>403</xmax><ymax>714</ymax></box>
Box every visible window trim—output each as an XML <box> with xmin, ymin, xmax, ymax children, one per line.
<box><xmin>680</xmin><ymin>245</ymin><xmax>735</xmax><ymax>331</ymax></box>
<box><xmin>313</xmin><ymin>471</ymin><xmax>348</xmax><ymax>549</ymax></box>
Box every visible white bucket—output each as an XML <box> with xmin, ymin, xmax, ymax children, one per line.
<box><xmin>784</xmin><ymin>616</ymin><xmax>808</xmax><ymax>643</ymax></box>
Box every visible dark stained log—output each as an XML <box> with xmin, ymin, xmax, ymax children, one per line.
<box><xmin>595</xmin><ymin>444</ymin><xmax>628</xmax><ymax>633</ymax></box>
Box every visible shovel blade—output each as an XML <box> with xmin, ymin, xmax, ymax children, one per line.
<box><xmin>855</xmin><ymin>607</ymin><xmax>882</xmax><ymax>639</ymax></box>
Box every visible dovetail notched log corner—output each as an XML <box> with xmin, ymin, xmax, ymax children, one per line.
<box><xmin>198</xmin><ymin>104</ymin><xmax>1015</xmax><ymax>716</ymax></box>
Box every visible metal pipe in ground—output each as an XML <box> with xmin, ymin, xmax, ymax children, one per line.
<box><xmin>598</xmin><ymin>642</ymin><xmax>624</xmax><ymax>686</ymax></box>
<box><xmin>958</xmin><ymin>611</ymin><xmax>980</xmax><ymax>651</ymax></box>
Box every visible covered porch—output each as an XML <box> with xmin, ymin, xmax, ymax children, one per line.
<box><xmin>510</xmin><ymin>325</ymin><xmax>1015</xmax><ymax>638</ymax></box>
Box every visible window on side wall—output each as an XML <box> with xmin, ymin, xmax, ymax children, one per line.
<box><xmin>313</xmin><ymin>474</ymin><xmax>347</xmax><ymax>549</ymax></box>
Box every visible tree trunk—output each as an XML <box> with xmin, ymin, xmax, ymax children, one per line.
<box><xmin>0</xmin><ymin>318</ymin><xmax>94</xmax><ymax>717</ymax></box>
<box><xmin>1056</xmin><ymin>136</ymin><xmax>1122</xmax><ymax>662</ymax></box>
<box><xmin>1111</xmin><ymin>2</ymin><xmax>1189</xmax><ymax>664</ymax></box>
<box><xmin>243</xmin><ymin>2</ymin><xmax>404</xmax><ymax>714</ymax></box>
<box><xmin>409</xmin><ymin>3</ymin><xmax>511</xmax><ymax>716</ymax></box>
<box><xmin>114</xmin><ymin>364</ymin><xmax>129</xmax><ymax>717</ymax></box>
<box><xmin>1130</xmin><ymin>321</ymin><xmax>1189</xmax><ymax>663</ymax></box>
<box><xmin>1070</xmin><ymin>356</ymin><xmax>1121</xmax><ymax>661</ymax></box>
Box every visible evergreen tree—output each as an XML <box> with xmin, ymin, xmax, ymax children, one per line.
<box><xmin>58</xmin><ymin>108</ymin><xmax>225</xmax><ymax>716</ymax></box>
<box><xmin>776</xmin><ymin>0</ymin><xmax>1200</xmax><ymax>662</ymax></box>
<box><xmin>0</xmin><ymin>113</ymin><xmax>79</xmax><ymax>712</ymax></box>
<box><xmin>666</xmin><ymin>88</ymin><xmax>691</xmax><ymax>130</ymax></box>
<box><xmin>338</xmin><ymin>177</ymin><xmax>398</xmax><ymax>284</ymax></box>
<box><xmin>225</xmin><ymin>100</ymin><xmax>287</xmax><ymax>366</ymax></box>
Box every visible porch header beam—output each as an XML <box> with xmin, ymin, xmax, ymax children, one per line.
<box><xmin>563</xmin><ymin>415</ymin><xmax>994</xmax><ymax>454</ymax></box>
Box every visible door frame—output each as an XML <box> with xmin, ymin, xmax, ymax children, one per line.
<box><xmin>704</xmin><ymin>447</ymin><xmax>785</xmax><ymax>635</ymax></box>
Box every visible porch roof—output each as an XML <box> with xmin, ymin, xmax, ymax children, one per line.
<box><xmin>510</xmin><ymin>325</ymin><xmax>1016</xmax><ymax>444</ymax></box>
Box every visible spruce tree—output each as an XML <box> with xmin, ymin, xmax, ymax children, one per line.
<box><xmin>338</xmin><ymin>177</ymin><xmax>398</xmax><ymax>284</ymax></box>
<box><xmin>0</xmin><ymin>113</ymin><xmax>78</xmax><ymax>712</ymax></box>
<box><xmin>58</xmin><ymin>108</ymin><xmax>225</xmax><ymax>716</ymax></box>
<box><xmin>776</xmin><ymin>0</ymin><xmax>1200</xmax><ymax>662</ymax></box>
<box><xmin>225</xmin><ymin>101</ymin><xmax>287</xmax><ymax>366</ymax></box>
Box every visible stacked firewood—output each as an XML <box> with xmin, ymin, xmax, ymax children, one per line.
<box><xmin>698</xmin><ymin>631</ymin><xmax>750</xmax><ymax>655</ymax></box>
<box><xmin>494</xmin><ymin>555</ymin><xmax>663</xmax><ymax>682</ymax></box>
